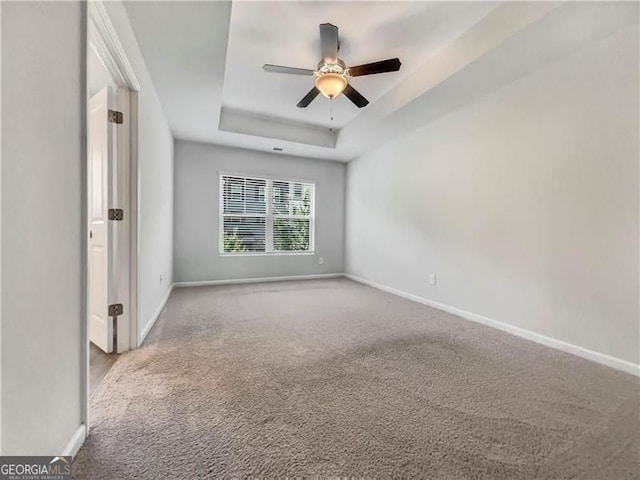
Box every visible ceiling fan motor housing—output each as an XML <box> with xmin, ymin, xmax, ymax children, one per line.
<box><xmin>316</xmin><ymin>58</ymin><xmax>347</xmax><ymax>74</ymax></box>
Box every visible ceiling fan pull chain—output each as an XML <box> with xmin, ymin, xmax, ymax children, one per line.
<box><xmin>329</xmin><ymin>98</ymin><xmax>334</xmax><ymax>132</ymax></box>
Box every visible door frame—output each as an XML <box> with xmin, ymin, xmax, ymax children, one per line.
<box><xmin>83</xmin><ymin>0</ymin><xmax>141</xmax><ymax>431</ymax></box>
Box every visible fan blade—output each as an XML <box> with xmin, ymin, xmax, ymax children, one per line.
<box><xmin>343</xmin><ymin>84</ymin><xmax>369</xmax><ymax>108</ymax></box>
<box><xmin>348</xmin><ymin>58</ymin><xmax>401</xmax><ymax>77</ymax></box>
<box><xmin>263</xmin><ymin>64</ymin><xmax>315</xmax><ymax>76</ymax></box>
<box><xmin>297</xmin><ymin>87</ymin><xmax>320</xmax><ymax>108</ymax></box>
<box><xmin>319</xmin><ymin>23</ymin><xmax>339</xmax><ymax>63</ymax></box>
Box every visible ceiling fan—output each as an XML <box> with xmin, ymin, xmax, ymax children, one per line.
<box><xmin>263</xmin><ymin>23</ymin><xmax>401</xmax><ymax>109</ymax></box>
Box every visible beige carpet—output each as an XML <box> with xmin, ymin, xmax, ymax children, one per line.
<box><xmin>73</xmin><ymin>278</ymin><xmax>640</xmax><ymax>479</ymax></box>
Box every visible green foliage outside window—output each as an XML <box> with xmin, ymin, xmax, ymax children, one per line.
<box><xmin>274</xmin><ymin>219</ymin><xmax>310</xmax><ymax>251</ymax></box>
<box><xmin>274</xmin><ymin>186</ymin><xmax>311</xmax><ymax>251</ymax></box>
<box><xmin>223</xmin><ymin>228</ymin><xmax>247</xmax><ymax>253</ymax></box>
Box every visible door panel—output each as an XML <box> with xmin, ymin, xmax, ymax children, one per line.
<box><xmin>88</xmin><ymin>87</ymin><xmax>114</xmax><ymax>353</ymax></box>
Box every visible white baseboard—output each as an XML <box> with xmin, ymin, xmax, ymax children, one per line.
<box><xmin>345</xmin><ymin>274</ymin><xmax>640</xmax><ymax>377</ymax></box>
<box><xmin>62</xmin><ymin>424</ymin><xmax>86</xmax><ymax>457</ymax></box>
<box><xmin>173</xmin><ymin>273</ymin><xmax>344</xmax><ymax>288</ymax></box>
<box><xmin>138</xmin><ymin>284</ymin><xmax>174</xmax><ymax>346</ymax></box>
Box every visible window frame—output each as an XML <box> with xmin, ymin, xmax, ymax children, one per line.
<box><xmin>218</xmin><ymin>171</ymin><xmax>316</xmax><ymax>256</ymax></box>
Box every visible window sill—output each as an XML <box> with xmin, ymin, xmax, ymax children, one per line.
<box><xmin>219</xmin><ymin>251</ymin><xmax>315</xmax><ymax>257</ymax></box>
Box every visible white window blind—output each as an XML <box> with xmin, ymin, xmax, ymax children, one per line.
<box><xmin>220</xmin><ymin>174</ymin><xmax>314</xmax><ymax>254</ymax></box>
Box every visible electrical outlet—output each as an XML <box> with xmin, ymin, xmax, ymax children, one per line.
<box><xmin>429</xmin><ymin>273</ymin><xmax>436</xmax><ymax>286</ymax></box>
<box><xmin>318</xmin><ymin>257</ymin><xmax>324</xmax><ymax>265</ymax></box>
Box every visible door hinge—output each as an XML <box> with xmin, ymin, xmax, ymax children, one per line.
<box><xmin>108</xmin><ymin>303</ymin><xmax>123</xmax><ymax>317</ymax></box>
<box><xmin>108</xmin><ymin>208</ymin><xmax>124</xmax><ymax>221</ymax></box>
<box><xmin>108</xmin><ymin>109</ymin><xmax>124</xmax><ymax>124</ymax></box>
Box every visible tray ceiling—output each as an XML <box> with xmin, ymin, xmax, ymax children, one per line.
<box><xmin>123</xmin><ymin>1</ymin><xmax>637</xmax><ymax>161</ymax></box>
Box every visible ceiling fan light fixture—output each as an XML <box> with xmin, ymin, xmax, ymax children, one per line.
<box><xmin>264</xmin><ymin>24</ymin><xmax>401</xmax><ymax>108</ymax></box>
<box><xmin>315</xmin><ymin>73</ymin><xmax>347</xmax><ymax>99</ymax></box>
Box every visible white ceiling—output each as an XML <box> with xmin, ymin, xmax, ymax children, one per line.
<box><xmin>122</xmin><ymin>1</ymin><xmax>638</xmax><ymax>162</ymax></box>
<box><xmin>223</xmin><ymin>2</ymin><xmax>497</xmax><ymax>129</ymax></box>
<box><xmin>122</xmin><ymin>1</ymin><xmax>231</xmax><ymax>143</ymax></box>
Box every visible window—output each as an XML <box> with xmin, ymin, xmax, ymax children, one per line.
<box><xmin>220</xmin><ymin>174</ymin><xmax>314</xmax><ymax>254</ymax></box>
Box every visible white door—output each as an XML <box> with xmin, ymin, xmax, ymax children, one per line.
<box><xmin>89</xmin><ymin>87</ymin><xmax>116</xmax><ymax>353</ymax></box>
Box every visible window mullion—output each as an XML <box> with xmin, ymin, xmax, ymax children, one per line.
<box><xmin>265</xmin><ymin>179</ymin><xmax>274</xmax><ymax>252</ymax></box>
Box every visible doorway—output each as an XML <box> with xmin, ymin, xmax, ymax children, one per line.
<box><xmin>87</xmin><ymin>84</ymin><xmax>124</xmax><ymax>393</ymax></box>
<box><xmin>85</xmin><ymin>0</ymin><xmax>141</xmax><ymax>422</ymax></box>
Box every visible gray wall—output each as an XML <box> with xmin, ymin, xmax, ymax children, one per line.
<box><xmin>174</xmin><ymin>141</ymin><xmax>345</xmax><ymax>282</ymax></box>
<box><xmin>346</xmin><ymin>24</ymin><xmax>639</xmax><ymax>365</ymax></box>
<box><xmin>103</xmin><ymin>1</ymin><xmax>174</xmax><ymax>343</ymax></box>
<box><xmin>1</xmin><ymin>1</ymin><xmax>84</xmax><ymax>454</ymax></box>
